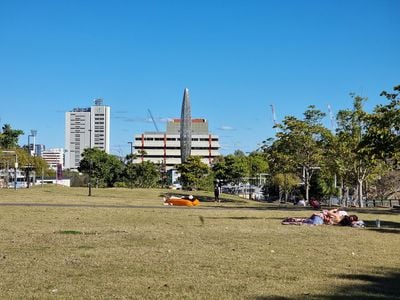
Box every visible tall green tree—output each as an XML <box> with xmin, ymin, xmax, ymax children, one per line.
<box><xmin>272</xmin><ymin>106</ymin><xmax>333</xmax><ymax>201</ymax></box>
<box><xmin>212</xmin><ymin>153</ymin><xmax>249</xmax><ymax>185</ymax></box>
<box><xmin>0</xmin><ymin>124</ymin><xmax>24</xmax><ymax>149</ymax></box>
<box><xmin>177</xmin><ymin>156</ymin><xmax>209</xmax><ymax>190</ymax></box>
<box><xmin>364</xmin><ymin>85</ymin><xmax>400</xmax><ymax>164</ymax></box>
<box><xmin>79</xmin><ymin>148</ymin><xmax>124</xmax><ymax>187</ymax></box>
<box><xmin>124</xmin><ymin>153</ymin><xmax>137</xmax><ymax>188</ymax></box>
<box><xmin>335</xmin><ymin>94</ymin><xmax>382</xmax><ymax>206</ymax></box>
<box><xmin>272</xmin><ymin>173</ymin><xmax>301</xmax><ymax>202</ymax></box>
<box><xmin>129</xmin><ymin>160</ymin><xmax>160</xmax><ymax>188</ymax></box>
<box><xmin>247</xmin><ymin>152</ymin><xmax>269</xmax><ymax>183</ymax></box>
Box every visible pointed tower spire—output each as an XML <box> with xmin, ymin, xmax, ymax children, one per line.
<box><xmin>180</xmin><ymin>88</ymin><xmax>192</xmax><ymax>163</ymax></box>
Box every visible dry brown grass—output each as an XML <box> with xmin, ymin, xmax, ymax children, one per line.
<box><xmin>0</xmin><ymin>186</ymin><xmax>399</xmax><ymax>299</ymax></box>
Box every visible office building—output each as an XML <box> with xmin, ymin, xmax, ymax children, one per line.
<box><xmin>65</xmin><ymin>99</ymin><xmax>110</xmax><ymax>170</ymax></box>
<box><xmin>41</xmin><ymin>148</ymin><xmax>64</xmax><ymax>170</ymax></box>
<box><xmin>133</xmin><ymin>118</ymin><xmax>220</xmax><ymax>169</ymax></box>
<box><xmin>34</xmin><ymin>144</ymin><xmax>46</xmax><ymax>157</ymax></box>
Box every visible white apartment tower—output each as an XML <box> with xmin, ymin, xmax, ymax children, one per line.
<box><xmin>65</xmin><ymin>99</ymin><xmax>110</xmax><ymax>170</ymax></box>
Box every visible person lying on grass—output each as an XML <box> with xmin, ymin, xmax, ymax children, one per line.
<box><xmin>282</xmin><ymin>208</ymin><xmax>359</xmax><ymax>226</ymax></box>
<box><xmin>163</xmin><ymin>195</ymin><xmax>195</xmax><ymax>202</ymax></box>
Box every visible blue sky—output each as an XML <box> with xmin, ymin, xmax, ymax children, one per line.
<box><xmin>1</xmin><ymin>0</ymin><xmax>399</xmax><ymax>156</ymax></box>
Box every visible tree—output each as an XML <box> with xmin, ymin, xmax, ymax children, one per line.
<box><xmin>272</xmin><ymin>106</ymin><xmax>333</xmax><ymax>201</ymax></box>
<box><xmin>364</xmin><ymin>85</ymin><xmax>400</xmax><ymax>164</ymax></box>
<box><xmin>0</xmin><ymin>124</ymin><xmax>24</xmax><ymax>149</ymax></box>
<box><xmin>79</xmin><ymin>148</ymin><xmax>124</xmax><ymax>187</ymax></box>
<box><xmin>212</xmin><ymin>153</ymin><xmax>249</xmax><ymax>185</ymax></box>
<box><xmin>372</xmin><ymin>170</ymin><xmax>400</xmax><ymax>200</ymax></box>
<box><xmin>129</xmin><ymin>160</ymin><xmax>160</xmax><ymax>188</ymax></box>
<box><xmin>176</xmin><ymin>156</ymin><xmax>209</xmax><ymax>190</ymax></box>
<box><xmin>247</xmin><ymin>152</ymin><xmax>269</xmax><ymax>183</ymax></box>
<box><xmin>272</xmin><ymin>173</ymin><xmax>301</xmax><ymax>202</ymax></box>
<box><xmin>334</xmin><ymin>94</ymin><xmax>389</xmax><ymax>207</ymax></box>
<box><xmin>124</xmin><ymin>153</ymin><xmax>137</xmax><ymax>188</ymax></box>
<box><xmin>11</xmin><ymin>148</ymin><xmax>51</xmax><ymax>187</ymax></box>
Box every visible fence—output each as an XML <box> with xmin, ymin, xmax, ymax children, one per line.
<box><xmin>365</xmin><ymin>199</ymin><xmax>400</xmax><ymax>208</ymax></box>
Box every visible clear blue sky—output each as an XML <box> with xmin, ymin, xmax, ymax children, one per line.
<box><xmin>1</xmin><ymin>0</ymin><xmax>399</xmax><ymax>156</ymax></box>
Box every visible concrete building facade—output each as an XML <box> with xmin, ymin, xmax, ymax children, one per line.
<box><xmin>133</xmin><ymin>119</ymin><xmax>220</xmax><ymax>169</ymax></box>
<box><xmin>65</xmin><ymin>99</ymin><xmax>110</xmax><ymax>169</ymax></box>
<box><xmin>41</xmin><ymin>148</ymin><xmax>64</xmax><ymax>170</ymax></box>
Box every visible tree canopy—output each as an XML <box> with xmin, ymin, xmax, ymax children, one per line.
<box><xmin>176</xmin><ymin>156</ymin><xmax>209</xmax><ymax>190</ymax></box>
<box><xmin>79</xmin><ymin>148</ymin><xmax>124</xmax><ymax>187</ymax></box>
<box><xmin>0</xmin><ymin>124</ymin><xmax>24</xmax><ymax>150</ymax></box>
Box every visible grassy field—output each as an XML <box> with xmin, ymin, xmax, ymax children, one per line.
<box><xmin>0</xmin><ymin>186</ymin><xmax>399</xmax><ymax>299</ymax></box>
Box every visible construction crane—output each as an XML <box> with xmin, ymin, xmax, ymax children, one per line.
<box><xmin>327</xmin><ymin>104</ymin><xmax>336</xmax><ymax>131</ymax></box>
<box><xmin>270</xmin><ymin>104</ymin><xmax>278</xmax><ymax>132</ymax></box>
<box><xmin>147</xmin><ymin>109</ymin><xmax>159</xmax><ymax>132</ymax></box>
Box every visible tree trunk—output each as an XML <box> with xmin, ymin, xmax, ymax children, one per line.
<box><xmin>358</xmin><ymin>179</ymin><xmax>364</xmax><ymax>207</ymax></box>
<box><xmin>339</xmin><ymin>178</ymin><xmax>344</xmax><ymax>206</ymax></box>
<box><xmin>305</xmin><ymin>169</ymin><xmax>310</xmax><ymax>201</ymax></box>
<box><xmin>345</xmin><ymin>186</ymin><xmax>349</xmax><ymax>207</ymax></box>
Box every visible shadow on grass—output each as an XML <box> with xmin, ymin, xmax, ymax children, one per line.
<box><xmin>363</xmin><ymin>220</ymin><xmax>400</xmax><ymax>229</ymax></box>
<box><xmin>347</xmin><ymin>208</ymin><xmax>400</xmax><ymax>215</ymax></box>
<box><xmin>255</xmin><ymin>268</ymin><xmax>400</xmax><ymax>300</ymax></box>
<box><xmin>205</xmin><ymin>216</ymin><xmax>267</xmax><ymax>220</ymax></box>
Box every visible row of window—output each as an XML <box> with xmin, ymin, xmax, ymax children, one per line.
<box><xmin>140</xmin><ymin>155</ymin><xmax>218</xmax><ymax>159</ymax></box>
<box><xmin>135</xmin><ymin>137</ymin><xmax>218</xmax><ymax>141</ymax></box>
<box><xmin>135</xmin><ymin>146</ymin><xmax>219</xmax><ymax>150</ymax></box>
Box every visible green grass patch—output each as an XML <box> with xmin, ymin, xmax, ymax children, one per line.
<box><xmin>0</xmin><ymin>186</ymin><xmax>399</xmax><ymax>299</ymax></box>
<box><xmin>56</xmin><ymin>230</ymin><xmax>82</xmax><ymax>235</ymax></box>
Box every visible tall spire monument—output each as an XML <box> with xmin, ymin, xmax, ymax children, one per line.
<box><xmin>180</xmin><ymin>88</ymin><xmax>192</xmax><ymax>163</ymax></box>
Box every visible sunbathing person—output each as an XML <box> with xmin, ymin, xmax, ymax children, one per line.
<box><xmin>164</xmin><ymin>195</ymin><xmax>195</xmax><ymax>201</ymax></box>
<box><xmin>338</xmin><ymin>214</ymin><xmax>359</xmax><ymax>226</ymax></box>
<box><xmin>282</xmin><ymin>213</ymin><xmax>324</xmax><ymax>225</ymax></box>
<box><xmin>282</xmin><ymin>209</ymin><xmax>350</xmax><ymax>226</ymax></box>
<box><xmin>323</xmin><ymin>208</ymin><xmax>348</xmax><ymax>225</ymax></box>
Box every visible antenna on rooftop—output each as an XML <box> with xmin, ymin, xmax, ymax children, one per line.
<box><xmin>94</xmin><ymin>98</ymin><xmax>103</xmax><ymax>106</ymax></box>
<box><xmin>147</xmin><ymin>109</ymin><xmax>159</xmax><ymax>132</ymax></box>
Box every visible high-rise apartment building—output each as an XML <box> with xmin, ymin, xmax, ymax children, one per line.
<box><xmin>65</xmin><ymin>99</ymin><xmax>110</xmax><ymax>170</ymax></box>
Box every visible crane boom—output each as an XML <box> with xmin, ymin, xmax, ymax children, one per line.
<box><xmin>148</xmin><ymin>109</ymin><xmax>159</xmax><ymax>132</ymax></box>
<box><xmin>270</xmin><ymin>104</ymin><xmax>278</xmax><ymax>132</ymax></box>
<box><xmin>327</xmin><ymin>104</ymin><xmax>336</xmax><ymax>131</ymax></box>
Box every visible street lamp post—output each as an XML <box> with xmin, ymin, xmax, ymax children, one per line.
<box><xmin>128</xmin><ymin>141</ymin><xmax>133</xmax><ymax>155</ymax></box>
<box><xmin>28</xmin><ymin>134</ymin><xmax>33</xmax><ymax>155</ymax></box>
<box><xmin>14</xmin><ymin>154</ymin><xmax>17</xmax><ymax>190</ymax></box>
<box><xmin>127</xmin><ymin>142</ymin><xmax>134</xmax><ymax>189</ymax></box>
<box><xmin>1</xmin><ymin>151</ymin><xmax>18</xmax><ymax>190</ymax></box>
<box><xmin>31</xmin><ymin>130</ymin><xmax>37</xmax><ymax>156</ymax></box>
<box><xmin>88</xmin><ymin>128</ymin><xmax>92</xmax><ymax>197</ymax></box>
<box><xmin>88</xmin><ymin>160</ymin><xmax>92</xmax><ymax>196</ymax></box>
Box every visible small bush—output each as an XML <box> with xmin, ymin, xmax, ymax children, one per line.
<box><xmin>114</xmin><ymin>182</ymin><xmax>127</xmax><ymax>188</ymax></box>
